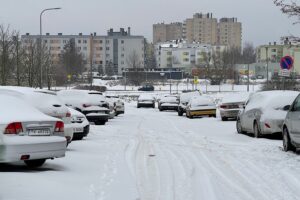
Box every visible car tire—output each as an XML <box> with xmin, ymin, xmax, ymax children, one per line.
<box><xmin>152</xmin><ymin>104</ymin><xmax>155</xmax><ymax>108</ymax></box>
<box><xmin>24</xmin><ymin>159</ymin><xmax>46</xmax><ymax>168</ymax></box>
<box><xmin>137</xmin><ymin>104</ymin><xmax>140</xmax><ymax>108</ymax></box>
<box><xmin>95</xmin><ymin>120</ymin><xmax>106</xmax><ymax>125</ymax></box>
<box><xmin>253</xmin><ymin>121</ymin><xmax>262</xmax><ymax>138</ymax></box>
<box><xmin>221</xmin><ymin>117</ymin><xmax>228</xmax><ymax>121</ymax></box>
<box><xmin>178</xmin><ymin>110</ymin><xmax>183</xmax><ymax>116</ymax></box>
<box><xmin>159</xmin><ymin>108</ymin><xmax>163</xmax><ymax>112</ymax></box>
<box><xmin>283</xmin><ymin>127</ymin><xmax>295</xmax><ymax>152</ymax></box>
<box><xmin>236</xmin><ymin>118</ymin><xmax>245</xmax><ymax>134</ymax></box>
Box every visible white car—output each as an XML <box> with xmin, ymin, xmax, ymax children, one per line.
<box><xmin>0</xmin><ymin>94</ymin><xmax>66</xmax><ymax>168</ymax></box>
<box><xmin>0</xmin><ymin>86</ymin><xmax>74</xmax><ymax>145</ymax></box>
<box><xmin>178</xmin><ymin>91</ymin><xmax>201</xmax><ymax>116</ymax></box>
<box><xmin>105</xmin><ymin>94</ymin><xmax>125</xmax><ymax>116</ymax></box>
<box><xmin>57</xmin><ymin>90</ymin><xmax>110</xmax><ymax>125</ymax></box>
<box><xmin>69</xmin><ymin>108</ymin><xmax>90</xmax><ymax>140</ymax></box>
<box><xmin>219</xmin><ymin>92</ymin><xmax>251</xmax><ymax>121</ymax></box>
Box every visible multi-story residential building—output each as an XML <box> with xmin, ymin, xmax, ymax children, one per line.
<box><xmin>183</xmin><ymin>13</ymin><xmax>218</xmax><ymax>45</ymax></box>
<box><xmin>154</xmin><ymin>13</ymin><xmax>242</xmax><ymax>48</ymax></box>
<box><xmin>257</xmin><ymin>41</ymin><xmax>300</xmax><ymax>75</ymax></box>
<box><xmin>218</xmin><ymin>18</ymin><xmax>242</xmax><ymax>48</ymax></box>
<box><xmin>153</xmin><ymin>22</ymin><xmax>183</xmax><ymax>44</ymax></box>
<box><xmin>155</xmin><ymin>41</ymin><xmax>227</xmax><ymax>73</ymax></box>
<box><xmin>21</xmin><ymin>28</ymin><xmax>145</xmax><ymax>75</ymax></box>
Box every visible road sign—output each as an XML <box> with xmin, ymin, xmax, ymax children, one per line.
<box><xmin>280</xmin><ymin>56</ymin><xmax>294</xmax><ymax>70</ymax></box>
<box><xmin>194</xmin><ymin>76</ymin><xmax>199</xmax><ymax>84</ymax></box>
<box><xmin>279</xmin><ymin>69</ymin><xmax>291</xmax><ymax>77</ymax></box>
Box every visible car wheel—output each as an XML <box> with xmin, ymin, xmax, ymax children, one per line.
<box><xmin>283</xmin><ymin>127</ymin><xmax>295</xmax><ymax>152</ymax></box>
<box><xmin>137</xmin><ymin>104</ymin><xmax>140</xmax><ymax>108</ymax></box>
<box><xmin>159</xmin><ymin>108</ymin><xmax>163</xmax><ymax>111</ymax></box>
<box><xmin>24</xmin><ymin>159</ymin><xmax>46</xmax><ymax>168</ymax></box>
<box><xmin>221</xmin><ymin>117</ymin><xmax>228</xmax><ymax>121</ymax></box>
<box><xmin>95</xmin><ymin>120</ymin><xmax>106</xmax><ymax>125</ymax></box>
<box><xmin>253</xmin><ymin>121</ymin><xmax>262</xmax><ymax>138</ymax></box>
<box><xmin>236</xmin><ymin>118</ymin><xmax>245</xmax><ymax>134</ymax></box>
<box><xmin>178</xmin><ymin>110</ymin><xmax>183</xmax><ymax>116</ymax></box>
<box><xmin>152</xmin><ymin>104</ymin><xmax>155</xmax><ymax>108</ymax></box>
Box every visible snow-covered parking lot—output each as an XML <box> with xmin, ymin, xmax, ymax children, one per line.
<box><xmin>2</xmin><ymin>101</ymin><xmax>300</xmax><ymax>200</ymax></box>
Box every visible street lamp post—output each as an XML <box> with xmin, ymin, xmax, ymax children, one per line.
<box><xmin>39</xmin><ymin>7</ymin><xmax>61</xmax><ymax>89</ymax></box>
<box><xmin>265</xmin><ymin>46</ymin><xmax>269</xmax><ymax>85</ymax></box>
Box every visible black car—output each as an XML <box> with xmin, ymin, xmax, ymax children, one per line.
<box><xmin>138</xmin><ymin>84</ymin><xmax>154</xmax><ymax>91</ymax></box>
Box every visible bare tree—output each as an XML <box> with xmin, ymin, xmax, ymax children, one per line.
<box><xmin>0</xmin><ymin>25</ymin><xmax>15</xmax><ymax>85</ymax></box>
<box><xmin>126</xmin><ymin>50</ymin><xmax>144</xmax><ymax>85</ymax></box>
<box><xmin>274</xmin><ymin>0</ymin><xmax>300</xmax><ymax>23</ymax></box>
<box><xmin>23</xmin><ymin>40</ymin><xmax>39</xmax><ymax>87</ymax></box>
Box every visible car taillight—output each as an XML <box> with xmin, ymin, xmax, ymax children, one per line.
<box><xmin>55</xmin><ymin>121</ymin><xmax>64</xmax><ymax>132</ymax></box>
<box><xmin>264</xmin><ymin>123</ymin><xmax>271</xmax><ymax>128</ymax></box>
<box><xmin>66</xmin><ymin>112</ymin><xmax>71</xmax><ymax>117</ymax></box>
<box><xmin>220</xmin><ymin>105</ymin><xmax>227</xmax><ymax>109</ymax></box>
<box><xmin>4</xmin><ymin>122</ymin><xmax>23</xmax><ymax>134</ymax></box>
<box><xmin>83</xmin><ymin>104</ymin><xmax>91</xmax><ymax>108</ymax></box>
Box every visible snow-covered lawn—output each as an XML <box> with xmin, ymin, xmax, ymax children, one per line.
<box><xmin>1</xmin><ymin>101</ymin><xmax>300</xmax><ymax>200</ymax></box>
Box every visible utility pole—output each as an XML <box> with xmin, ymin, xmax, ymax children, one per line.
<box><xmin>89</xmin><ymin>33</ymin><xmax>94</xmax><ymax>90</ymax></box>
<box><xmin>266</xmin><ymin>46</ymin><xmax>269</xmax><ymax>85</ymax></box>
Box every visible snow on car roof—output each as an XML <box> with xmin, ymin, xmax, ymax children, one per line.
<box><xmin>222</xmin><ymin>92</ymin><xmax>251</xmax><ymax>104</ymax></box>
<box><xmin>190</xmin><ymin>96</ymin><xmax>214</xmax><ymax>106</ymax></box>
<box><xmin>246</xmin><ymin>90</ymin><xmax>299</xmax><ymax>111</ymax></box>
<box><xmin>160</xmin><ymin>96</ymin><xmax>178</xmax><ymax>102</ymax></box>
<box><xmin>0</xmin><ymin>94</ymin><xmax>58</xmax><ymax>126</ymax></box>
<box><xmin>180</xmin><ymin>91</ymin><xmax>201</xmax><ymax>102</ymax></box>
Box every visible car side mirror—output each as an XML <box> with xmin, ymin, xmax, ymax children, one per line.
<box><xmin>283</xmin><ymin>105</ymin><xmax>291</xmax><ymax>111</ymax></box>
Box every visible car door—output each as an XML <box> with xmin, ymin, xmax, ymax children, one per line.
<box><xmin>287</xmin><ymin>95</ymin><xmax>300</xmax><ymax>142</ymax></box>
<box><xmin>241</xmin><ymin>96</ymin><xmax>255</xmax><ymax>131</ymax></box>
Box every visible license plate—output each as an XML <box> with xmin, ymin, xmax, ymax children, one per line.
<box><xmin>74</xmin><ymin>127</ymin><xmax>83</xmax><ymax>133</ymax></box>
<box><xmin>28</xmin><ymin>129</ymin><xmax>51</xmax><ymax>136</ymax></box>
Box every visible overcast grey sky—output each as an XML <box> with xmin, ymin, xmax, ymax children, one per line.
<box><xmin>0</xmin><ymin>0</ymin><xmax>299</xmax><ymax>46</ymax></box>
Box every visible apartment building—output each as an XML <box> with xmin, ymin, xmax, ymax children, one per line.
<box><xmin>155</xmin><ymin>41</ymin><xmax>227</xmax><ymax>72</ymax></box>
<box><xmin>183</xmin><ymin>13</ymin><xmax>218</xmax><ymax>45</ymax></box>
<box><xmin>218</xmin><ymin>18</ymin><xmax>242</xmax><ymax>48</ymax></box>
<box><xmin>21</xmin><ymin>28</ymin><xmax>145</xmax><ymax>75</ymax></box>
<box><xmin>153</xmin><ymin>13</ymin><xmax>242</xmax><ymax>48</ymax></box>
<box><xmin>153</xmin><ymin>22</ymin><xmax>183</xmax><ymax>44</ymax></box>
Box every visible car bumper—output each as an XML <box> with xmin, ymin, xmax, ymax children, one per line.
<box><xmin>84</xmin><ymin>113</ymin><xmax>109</xmax><ymax>122</ymax></box>
<box><xmin>73</xmin><ymin>125</ymin><xmax>90</xmax><ymax>139</ymax></box>
<box><xmin>160</xmin><ymin>105</ymin><xmax>178</xmax><ymax>110</ymax></box>
<box><xmin>220</xmin><ymin>109</ymin><xmax>241</xmax><ymax>118</ymax></box>
<box><xmin>0</xmin><ymin>136</ymin><xmax>66</xmax><ymax>163</ymax></box>
<box><xmin>189</xmin><ymin>109</ymin><xmax>216</xmax><ymax>116</ymax></box>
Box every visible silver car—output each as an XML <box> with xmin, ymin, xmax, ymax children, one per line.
<box><xmin>236</xmin><ymin>90</ymin><xmax>299</xmax><ymax>138</ymax></box>
<box><xmin>282</xmin><ymin>94</ymin><xmax>300</xmax><ymax>151</ymax></box>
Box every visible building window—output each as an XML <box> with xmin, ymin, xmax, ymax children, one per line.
<box><xmin>100</xmin><ymin>47</ymin><xmax>103</xmax><ymax>50</ymax></box>
<box><xmin>100</xmin><ymin>60</ymin><xmax>103</xmax><ymax>64</ymax></box>
<box><xmin>121</xmin><ymin>61</ymin><xmax>124</xmax><ymax>64</ymax></box>
<box><xmin>100</xmin><ymin>40</ymin><xmax>103</xmax><ymax>44</ymax></box>
<box><xmin>121</xmin><ymin>54</ymin><xmax>124</xmax><ymax>57</ymax></box>
<box><xmin>183</xmin><ymin>52</ymin><xmax>189</xmax><ymax>56</ymax></box>
<box><xmin>78</xmin><ymin>40</ymin><xmax>81</xmax><ymax>43</ymax></box>
<box><xmin>184</xmin><ymin>58</ymin><xmax>189</xmax><ymax>62</ymax></box>
<box><xmin>121</xmin><ymin>40</ymin><xmax>124</xmax><ymax>44</ymax></box>
<box><xmin>106</xmin><ymin>40</ymin><xmax>109</xmax><ymax>44</ymax></box>
<box><xmin>63</xmin><ymin>40</ymin><xmax>67</xmax><ymax>44</ymax></box>
<box><xmin>271</xmin><ymin>49</ymin><xmax>277</xmax><ymax>52</ymax></box>
<box><xmin>106</xmin><ymin>47</ymin><xmax>110</xmax><ymax>50</ymax></box>
<box><xmin>83</xmin><ymin>40</ymin><xmax>87</xmax><ymax>44</ymax></box>
<box><xmin>106</xmin><ymin>54</ymin><xmax>110</xmax><ymax>57</ymax></box>
<box><xmin>83</xmin><ymin>47</ymin><xmax>87</xmax><ymax>50</ymax></box>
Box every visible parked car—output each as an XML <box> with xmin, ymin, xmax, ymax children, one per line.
<box><xmin>105</xmin><ymin>94</ymin><xmax>125</xmax><ymax>116</ymax></box>
<box><xmin>138</xmin><ymin>84</ymin><xmax>154</xmax><ymax>91</ymax></box>
<box><xmin>137</xmin><ymin>94</ymin><xmax>155</xmax><ymax>108</ymax></box>
<box><xmin>219</xmin><ymin>92</ymin><xmax>250</xmax><ymax>121</ymax></box>
<box><xmin>178</xmin><ymin>91</ymin><xmax>201</xmax><ymax>116</ymax></box>
<box><xmin>57</xmin><ymin>90</ymin><xmax>110</xmax><ymax>125</ymax></box>
<box><xmin>69</xmin><ymin>108</ymin><xmax>90</xmax><ymax>140</ymax></box>
<box><xmin>186</xmin><ymin>96</ymin><xmax>216</xmax><ymax>118</ymax></box>
<box><xmin>0</xmin><ymin>86</ymin><xmax>74</xmax><ymax>145</ymax></box>
<box><xmin>0</xmin><ymin>94</ymin><xmax>66</xmax><ymax>168</ymax></box>
<box><xmin>236</xmin><ymin>90</ymin><xmax>299</xmax><ymax>138</ymax></box>
<box><xmin>282</xmin><ymin>93</ymin><xmax>300</xmax><ymax>151</ymax></box>
<box><xmin>158</xmin><ymin>96</ymin><xmax>179</xmax><ymax>111</ymax></box>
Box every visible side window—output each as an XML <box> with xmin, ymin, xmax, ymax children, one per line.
<box><xmin>292</xmin><ymin>95</ymin><xmax>300</xmax><ymax>111</ymax></box>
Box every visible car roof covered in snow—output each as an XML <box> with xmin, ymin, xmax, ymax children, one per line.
<box><xmin>190</xmin><ymin>96</ymin><xmax>215</xmax><ymax>107</ymax></box>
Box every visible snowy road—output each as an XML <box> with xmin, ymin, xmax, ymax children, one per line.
<box><xmin>2</xmin><ymin>102</ymin><xmax>300</xmax><ymax>200</ymax></box>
